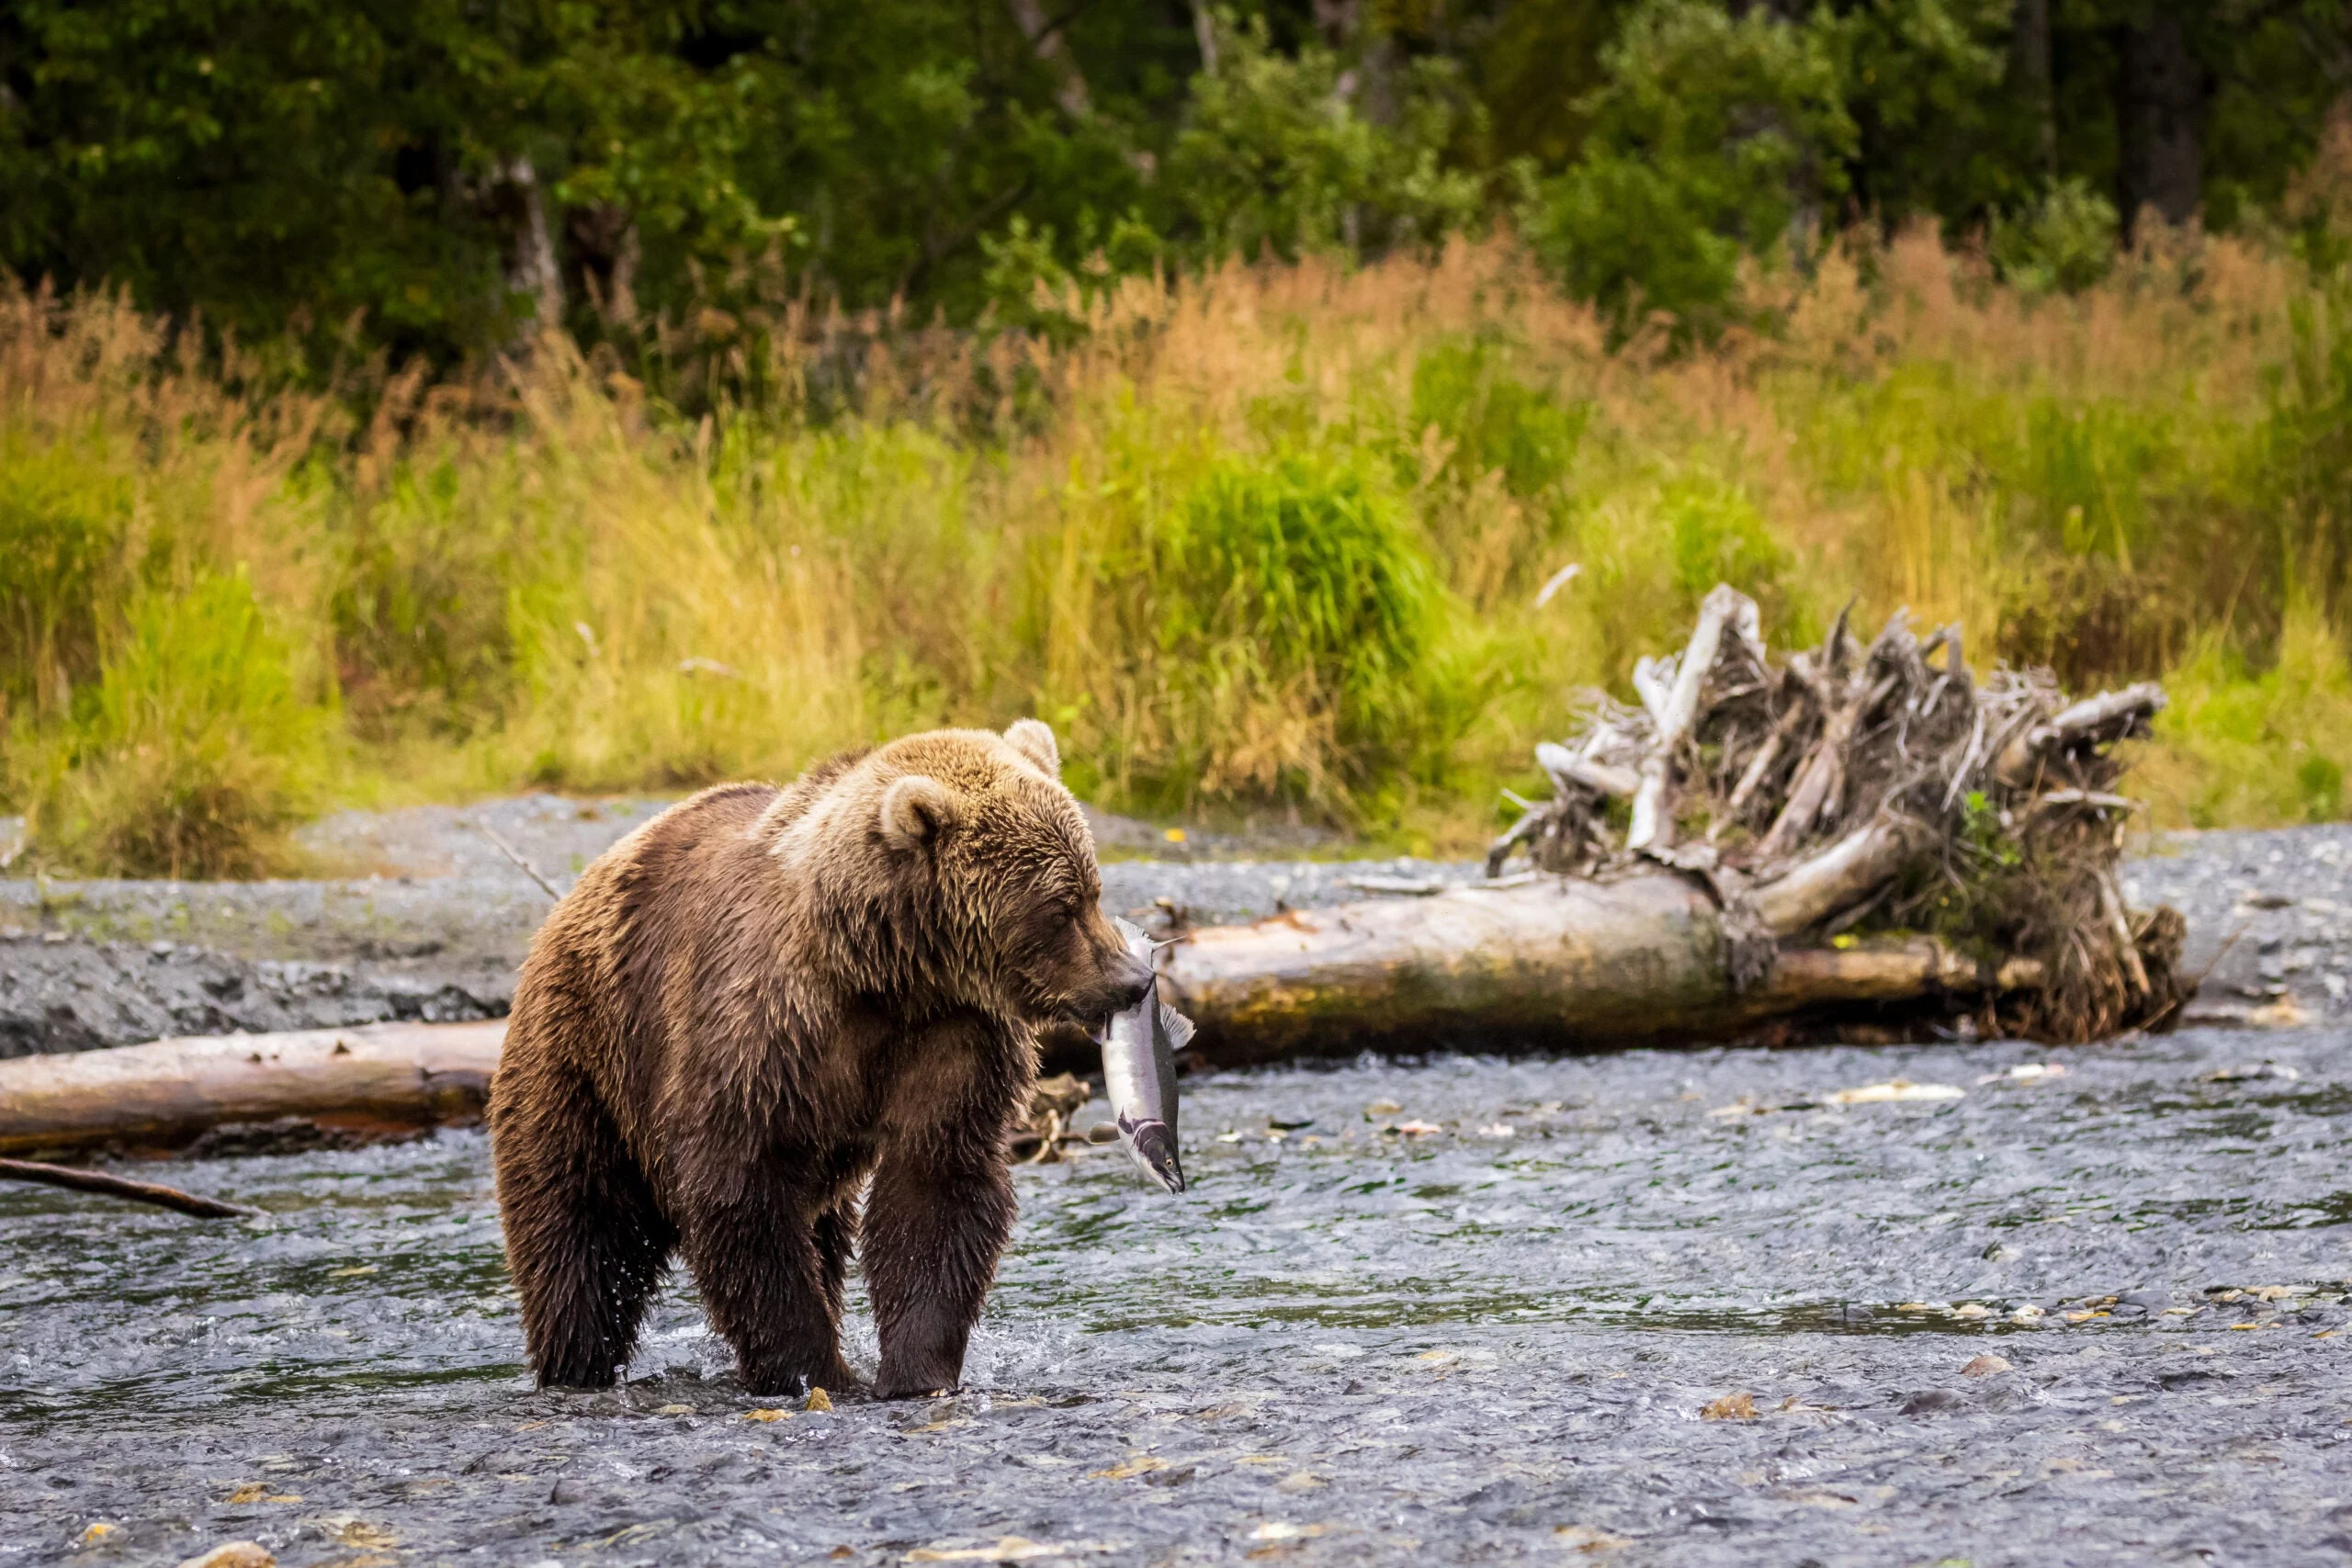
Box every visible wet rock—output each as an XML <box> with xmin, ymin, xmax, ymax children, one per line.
<box><xmin>1902</xmin><ymin>1389</ymin><xmax>1967</xmax><ymax>1416</ymax></box>
<box><xmin>175</xmin><ymin>1546</ymin><xmax>275</xmax><ymax>1568</ymax></box>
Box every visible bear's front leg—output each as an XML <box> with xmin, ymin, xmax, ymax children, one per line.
<box><xmin>865</xmin><ymin>1018</ymin><xmax>1027</xmax><ymax>1400</ymax></box>
<box><xmin>864</xmin><ymin>1143</ymin><xmax>1017</xmax><ymax>1399</ymax></box>
<box><xmin>677</xmin><ymin>1170</ymin><xmax>850</xmax><ymax>1397</ymax></box>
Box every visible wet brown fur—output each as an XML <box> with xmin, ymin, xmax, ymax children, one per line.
<box><xmin>487</xmin><ymin>722</ymin><xmax>1152</xmax><ymax>1399</ymax></box>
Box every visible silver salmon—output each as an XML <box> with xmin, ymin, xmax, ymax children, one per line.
<box><xmin>1094</xmin><ymin>915</ymin><xmax>1189</xmax><ymax>1192</ymax></box>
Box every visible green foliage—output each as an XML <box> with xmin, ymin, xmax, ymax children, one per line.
<box><xmin>2266</xmin><ymin>283</ymin><xmax>2352</xmax><ymax>615</ymax></box>
<box><xmin>1163</xmin><ymin>17</ymin><xmax>1485</xmax><ymax>265</ymax></box>
<box><xmin>1990</xmin><ymin>179</ymin><xmax>2121</xmax><ymax>295</ymax></box>
<box><xmin>1408</xmin><ymin>335</ymin><xmax>1589</xmax><ymax>498</ymax></box>
<box><xmin>0</xmin><ymin>432</ymin><xmax>132</xmax><ymax>717</ymax></box>
<box><xmin>1662</xmin><ymin>476</ymin><xmax>1790</xmax><ymax>610</ymax></box>
<box><xmin>1148</xmin><ymin>446</ymin><xmax>1445</xmax><ymax>777</ymax></box>
<box><xmin>1524</xmin><ymin>0</ymin><xmax>1855</xmax><ymax>330</ymax></box>
<box><xmin>2142</xmin><ymin>603</ymin><xmax>2352</xmax><ymax>829</ymax></box>
<box><xmin>5</xmin><ymin>0</ymin><xmax>2349</xmax><ymax>356</ymax></box>
<box><xmin>17</xmin><ymin>572</ymin><xmax>327</xmax><ymax>877</ymax></box>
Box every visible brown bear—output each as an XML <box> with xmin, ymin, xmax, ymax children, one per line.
<box><xmin>486</xmin><ymin>721</ymin><xmax>1153</xmax><ymax>1399</ymax></box>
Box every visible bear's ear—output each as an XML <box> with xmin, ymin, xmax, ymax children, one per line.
<box><xmin>1003</xmin><ymin>718</ymin><xmax>1060</xmax><ymax>779</ymax></box>
<box><xmin>878</xmin><ymin>774</ymin><xmax>958</xmax><ymax>854</ymax></box>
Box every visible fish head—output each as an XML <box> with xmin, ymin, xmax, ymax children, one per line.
<box><xmin>1118</xmin><ymin>1114</ymin><xmax>1186</xmax><ymax>1193</ymax></box>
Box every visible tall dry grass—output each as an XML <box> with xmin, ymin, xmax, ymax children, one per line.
<box><xmin>4</xmin><ymin>226</ymin><xmax>2347</xmax><ymax>874</ymax></box>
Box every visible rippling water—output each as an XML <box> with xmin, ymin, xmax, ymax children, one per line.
<box><xmin>6</xmin><ymin>1027</ymin><xmax>2352</xmax><ymax>1565</ymax></box>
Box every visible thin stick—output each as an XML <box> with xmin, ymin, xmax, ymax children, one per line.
<box><xmin>476</xmin><ymin>823</ymin><xmax>564</xmax><ymax>899</ymax></box>
<box><xmin>0</xmin><ymin>1157</ymin><xmax>258</xmax><ymax>1219</ymax></box>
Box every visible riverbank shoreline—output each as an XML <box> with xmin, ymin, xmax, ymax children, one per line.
<box><xmin>4</xmin><ymin>796</ymin><xmax>2347</xmax><ymax>1057</ymax></box>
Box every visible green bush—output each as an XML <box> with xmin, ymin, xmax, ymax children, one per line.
<box><xmin>1524</xmin><ymin>0</ymin><xmax>1853</xmax><ymax>332</ymax></box>
<box><xmin>1066</xmin><ymin>443</ymin><xmax>1454</xmax><ymax>809</ymax></box>
<box><xmin>22</xmin><ymin>572</ymin><xmax>329</xmax><ymax>877</ymax></box>
<box><xmin>1162</xmin><ymin>447</ymin><xmax>1439</xmax><ymax>742</ymax></box>
<box><xmin>1989</xmin><ymin>179</ymin><xmax>2121</xmax><ymax>296</ymax></box>
<box><xmin>1408</xmin><ymin>336</ymin><xmax>1589</xmax><ymax>499</ymax></box>
<box><xmin>1663</xmin><ymin>475</ymin><xmax>1790</xmax><ymax>610</ymax></box>
<box><xmin>1165</xmin><ymin>17</ymin><xmax>1485</xmax><ymax>265</ymax></box>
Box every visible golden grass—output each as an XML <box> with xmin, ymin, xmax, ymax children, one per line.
<box><xmin>3</xmin><ymin>225</ymin><xmax>2346</xmax><ymax>873</ymax></box>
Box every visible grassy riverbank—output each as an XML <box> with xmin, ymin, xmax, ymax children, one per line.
<box><xmin>5</xmin><ymin>227</ymin><xmax>2350</xmax><ymax>876</ymax></box>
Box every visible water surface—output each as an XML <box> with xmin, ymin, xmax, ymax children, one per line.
<box><xmin>6</xmin><ymin>1027</ymin><xmax>2350</xmax><ymax>1565</ymax></box>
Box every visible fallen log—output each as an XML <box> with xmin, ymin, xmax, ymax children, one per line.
<box><xmin>0</xmin><ymin>1021</ymin><xmax>503</xmax><ymax>1157</ymax></box>
<box><xmin>1156</xmin><ymin>869</ymin><xmax>2054</xmax><ymax>1066</ymax></box>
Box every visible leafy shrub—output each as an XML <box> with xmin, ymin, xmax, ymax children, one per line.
<box><xmin>1060</xmin><ymin>443</ymin><xmax>1452</xmax><ymax>810</ymax></box>
<box><xmin>1664</xmin><ymin>475</ymin><xmax>1791</xmax><ymax>611</ymax></box>
<box><xmin>1165</xmin><ymin>17</ymin><xmax>1484</xmax><ymax>265</ymax></box>
<box><xmin>1989</xmin><ymin>179</ymin><xmax>2120</xmax><ymax>296</ymax></box>
<box><xmin>1524</xmin><ymin>0</ymin><xmax>1853</xmax><ymax>331</ymax></box>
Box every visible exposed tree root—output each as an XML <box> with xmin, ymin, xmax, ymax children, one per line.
<box><xmin>1485</xmin><ymin>584</ymin><xmax>2181</xmax><ymax>1042</ymax></box>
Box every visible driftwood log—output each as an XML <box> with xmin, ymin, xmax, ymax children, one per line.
<box><xmin>0</xmin><ymin>1021</ymin><xmax>503</xmax><ymax>1157</ymax></box>
<box><xmin>1153</xmin><ymin>875</ymin><xmax>2047</xmax><ymax>1066</ymax></box>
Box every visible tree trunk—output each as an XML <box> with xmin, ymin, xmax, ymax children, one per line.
<box><xmin>502</xmin><ymin>156</ymin><xmax>566</xmax><ymax>337</ymax></box>
<box><xmin>1155</xmin><ymin>872</ymin><xmax>2039</xmax><ymax>1066</ymax></box>
<box><xmin>1006</xmin><ymin>0</ymin><xmax>1093</xmax><ymax>118</ymax></box>
<box><xmin>2117</xmin><ymin>6</ymin><xmax>2208</xmax><ymax>231</ymax></box>
<box><xmin>2011</xmin><ymin>0</ymin><xmax>2057</xmax><ymax>176</ymax></box>
<box><xmin>1191</xmin><ymin>0</ymin><xmax>1218</xmax><ymax>74</ymax></box>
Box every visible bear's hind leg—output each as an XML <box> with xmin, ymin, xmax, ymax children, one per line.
<box><xmin>492</xmin><ymin>1063</ymin><xmax>674</xmax><ymax>1388</ymax></box>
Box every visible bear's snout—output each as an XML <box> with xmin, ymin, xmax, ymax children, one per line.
<box><xmin>1110</xmin><ymin>951</ymin><xmax>1156</xmax><ymax>1011</ymax></box>
<box><xmin>1067</xmin><ymin>944</ymin><xmax>1157</xmax><ymax>1031</ymax></box>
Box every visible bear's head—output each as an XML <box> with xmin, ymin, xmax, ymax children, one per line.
<box><xmin>790</xmin><ymin>720</ymin><xmax>1155</xmax><ymax>1032</ymax></box>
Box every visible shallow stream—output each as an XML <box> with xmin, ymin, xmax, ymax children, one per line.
<box><xmin>6</xmin><ymin>1025</ymin><xmax>2351</xmax><ymax>1565</ymax></box>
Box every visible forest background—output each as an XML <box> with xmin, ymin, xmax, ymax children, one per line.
<box><xmin>5</xmin><ymin>0</ymin><xmax>2352</xmax><ymax>875</ymax></box>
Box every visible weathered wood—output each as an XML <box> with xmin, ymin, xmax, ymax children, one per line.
<box><xmin>0</xmin><ymin>1156</ymin><xmax>259</xmax><ymax>1218</ymax></box>
<box><xmin>1626</xmin><ymin>584</ymin><xmax>1756</xmax><ymax>852</ymax></box>
<box><xmin>1748</xmin><ymin>818</ymin><xmax>1915</xmax><ymax>934</ymax></box>
<box><xmin>0</xmin><ymin>1021</ymin><xmax>504</xmax><ymax>1156</ymax></box>
<box><xmin>1996</xmin><ymin>682</ymin><xmax>2166</xmax><ymax>786</ymax></box>
<box><xmin>1156</xmin><ymin>874</ymin><xmax>2034</xmax><ymax>1065</ymax></box>
<box><xmin>0</xmin><ymin>883</ymin><xmax>2051</xmax><ymax>1152</ymax></box>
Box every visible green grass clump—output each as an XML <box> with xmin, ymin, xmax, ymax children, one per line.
<box><xmin>16</xmin><ymin>572</ymin><xmax>328</xmax><ymax>877</ymax></box>
<box><xmin>2139</xmin><ymin>602</ymin><xmax>2352</xmax><ymax>829</ymax></box>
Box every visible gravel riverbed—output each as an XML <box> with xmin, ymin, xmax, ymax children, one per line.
<box><xmin>5</xmin><ymin>1027</ymin><xmax>2351</xmax><ymax>1566</ymax></box>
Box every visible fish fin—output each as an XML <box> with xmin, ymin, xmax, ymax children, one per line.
<box><xmin>1157</xmin><ymin>1002</ymin><xmax>1195</xmax><ymax>1052</ymax></box>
